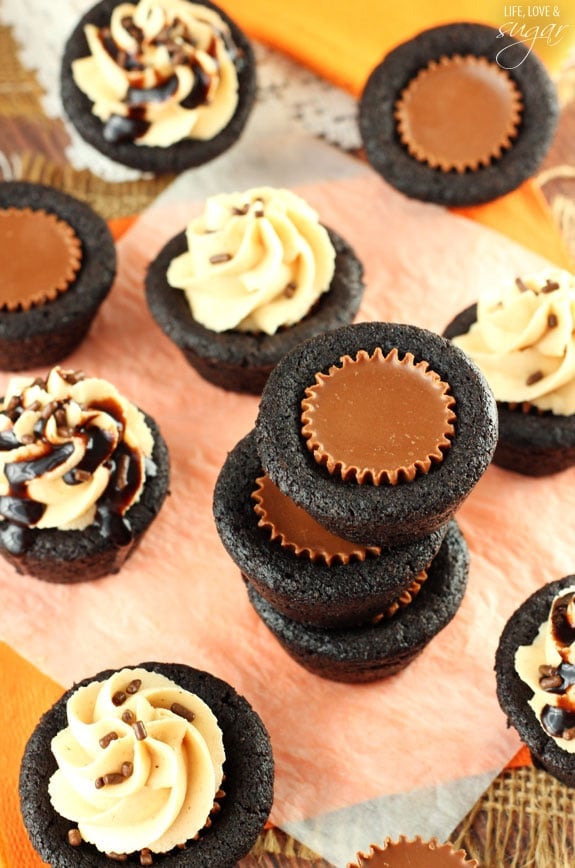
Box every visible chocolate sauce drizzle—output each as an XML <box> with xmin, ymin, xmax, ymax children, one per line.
<box><xmin>0</xmin><ymin>377</ymin><xmax>149</xmax><ymax>555</ymax></box>
<box><xmin>539</xmin><ymin>593</ymin><xmax>575</xmax><ymax>740</ymax></box>
<box><xmin>97</xmin><ymin>9</ymin><xmax>236</xmax><ymax>144</ymax></box>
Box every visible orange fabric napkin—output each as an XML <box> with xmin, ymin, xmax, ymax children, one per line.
<box><xmin>0</xmin><ymin>643</ymin><xmax>62</xmax><ymax>868</ymax></box>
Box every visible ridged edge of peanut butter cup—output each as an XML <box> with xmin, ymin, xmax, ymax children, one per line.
<box><xmin>348</xmin><ymin>836</ymin><xmax>478</xmax><ymax>867</ymax></box>
<box><xmin>301</xmin><ymin>348</ymin><xmax>456</xmax><ymax>486</ymax></box>
<box><xmin>394</xmin><ymin>54</ymin><xmax>523</xmax><ymax>174</ymax></box>
<box><xmin>0</xmin><ymin>208</ymin><xmax>82</xmax><ymax>311</ymax></box>
<box><xmin>252</xmin><ymin>473</ymin><xmax>380</xmax><ymax>566</ymax></box>
<box><xmin>370</xmin><ymin>569</ymin><xmax>428</xmax><ymax>623</ymax></box>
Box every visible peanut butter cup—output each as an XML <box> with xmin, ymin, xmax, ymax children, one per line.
<box><xmin>256</xmin><ymin>322</ymin><xmax>498</xmax><ymax>547</ymax></box>
<box><xmin>349</xmin><ymin>837</ymin><xmax>478</xmax><ymax>867</ymax></box>
<box><xmin>359</xmin><ymin>22</ymin><xmax>558</xmax><ymax>205</ymax></box>
<box><xmin>0</xmin><ymin>182</ymin><xmax>116</xmax><ymax>371</ymax></box>
<box><xmin>252</xmin><ymin>473</ymin><xmax>380</xmax><ymax>566</ymax></box>
<box><xmin>213</xmin><ymin>430</ymin><xmax>449</xmax><ymax>628</ymax></box>
<box><xmin>0</xmin><ymin>209</ymin><xmax>82</xmax><ymax>311</ymax></box>
<box><xmin>301</xmin><ymin>348</ymin><xmax>455</xmax><ymax>485</ymax></box>
<box><xmin>372</xmin><ymin>569</ymin><xmax>428</xmax><ymax>622</ymax></box>
<box><xmin>394</xmin><ymin>54</ymin><xmax>522</xmax><ymax>174</ymax></box>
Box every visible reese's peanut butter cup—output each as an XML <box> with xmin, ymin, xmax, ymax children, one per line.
<box><xmin>394</xmin><ymin>54</ymin><xmax>522</xmax><ymax>174</ymax></box>
<box><xmin>301</xmin><ymin>348</ymin><xmax>456</xmax><ymax>485</ymax></box>
<box><xmin>252</xmin><ymin>473</ymin><xmax>380</xmax><ymax>566</ymax></box>
<box><xmin>371</xmin><ymin>569</ymin><xmax>428</xmax><ymax>622</ymax></box>
<box><xmin>349</xmin><ymin>837</ymin><xmax>478</xmax><ymax>867</ymax></box>
<box><xmin>0</xmin><ymin>208</ymin><xmax>82</xmax><ymax>311</ymax></box>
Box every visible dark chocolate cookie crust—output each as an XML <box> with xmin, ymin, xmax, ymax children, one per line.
<box><xmin>0</xmin><ymin>182</ymin><xmax>116</xmax><ymax>369</ymax></box>
<box><xmin>495</xmin><ymin>576</ymin><xmax>575</xmax><ymax>787</ymax></box>
<box><xmin>0</xmin><ymin>413</ymin><xmax>170</xmax><ymax>583</ymax></box>
<box><xmin>247</xmin><ymin>519</ymin><xmax>469</xmax><ymax>683</ymax></box>
<box><xmin>61</xmin><ymin>0</ymin><xmax>256</xmax><ymax>174</ymax></box>
<box><xmin>20</xmin><ymin>662</ymin><xmax>274</xmax><ymax>867</ymax></box>
<box><xmin>256</xmin><ymin>321</ymin><xmax>498</xmax><ymax>547</ymax></box>
<box><xmin>145</xmin><ymin>226</ymin><xmax>365</xmax><ymax>394</ymax></box>
<box><xmin>444</xmin><ymin>304</ymin><xmax>575</xmax><ymax>476</ymax></box>
<box><xmin>214</xmin><ymin>429</ymin><xmax>448</xmax><ymax>628</ymax></box>
<box><xmin>359</xmin><ymin>22</ymin><xmax>559</xmax><ymax>206</ymax></box>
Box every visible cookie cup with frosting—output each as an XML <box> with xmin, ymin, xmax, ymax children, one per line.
<box><xmin>444</xmin><ymin>269</ymin><xmax>575</xmax><ymax>476</ymax></box>
<box><xmin>0</xmin><ymin>366</ymin><xmax>169</xmax><ymax>583</ymax></box>
<box><xmin>20</xmin><ymin>662</ymin><xmax>274</xmax><ymax>867</ymax></box>
<box><xmin>60</xmin><ymin>0</ymin><xmax>256</xmax><ymax>174</ymax></box>
<box><xmin>495</xmin><ymin>576</ymin><xmax>575</xmax><ymax>787</ymax></box>
<box><xmin>145</xmin><ymin>187</ymin><xmax>365</xmax><ymax>394</ymax></box>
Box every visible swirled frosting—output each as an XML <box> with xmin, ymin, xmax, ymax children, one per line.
<box><xmin>71</xmin><ymin>0</ymin><xmax>239</xmax><ymax>147</ymax></box>
<box><xmin>516</xmin><ymin>587</ymin><xmax>575</xmax><ymax>751</ymax></box>
<box><xmin>49</xmin><ymin>668</ymin><xmax>225</xmax><ymax>855</ymax></box>
<box><xmin>166</xmin><ymin>187</ymin><xmax>336</xmax><ymax>334</ymax></box>
<box><xmin>0</xmin><ymin>367</ymin><xmax>153</xmax><ymax>548</ymax></box>
<box><xmin>452</xmin><ymin>269</ymin><xmax>575</xmax><ymax>415</ymax></box>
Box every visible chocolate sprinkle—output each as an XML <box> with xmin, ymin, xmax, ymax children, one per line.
<box><xmin>542</xmin><ymin>279</ymin><xmax>560</xmax><ymax>293</ymax></box>
<box><xmin>515</xmin><ymin>276</ymin><xmax>531</xmax><ymax>293</ymax></box>
<box><xmin>112</xmin><ymin>690</ymin><xmax>127</xmax><ymax>706</ymax></box>
<box><xmin>209</xmin><ymin>252</ymin><xmax>232</xmax><ymax>264</ymax></box>
<box><xmin>540</xmin><ymin>674</ymin><xmax>563</xmax><ymax>690</ymax></box>
<box><xmin>548</xmin><ymin>313</ymin><xmax>558</xmax><ymax>328</ymax></box>
<box><xmin>125</xmin><ymin>678</ymin><xmax>142</xmax><ymax>694</ymax></box>
<box><xmin>283</xmin><ymin>281</ymin><xmax>297</xmax><ymax>298</ymax></box>
<box><xmin>140</xmin><ymin>849</ymin><xmax>153</xmax><ymax>866</ymax></box>
<box><xmin>121</xmin><ymin>709</ymin><xmax>136</xmax><ymax>724</ymax></box>
<box><xmin>73</xmin><ymin>468</ymin><xmax>92</xmax><ymax>483</ymax></box>
<box><xmin>121</xmin><ymin>761</ymin><xmax>133</xmax><ymax>778</ymax></box>
<box><xmin>99</xmin><ymin>730</ymin><xmax>119</xmax><ymax>749</ymax></box>
<box><xmin>94</xmin><ymin>776</ymin><xmax>104</xmax><ymax>789</ymax></box>
<box><xmin>106</xmin><ymin>853</ymin><xmax>128</xmax><ymax>862</ymax></box>
<box><xmin>102</xmin><ymin>772</ymin><xmax>125</xmax><ymax>786</ymax></box>
<box><xmin>170</xmin><ymin>701</ymin><xmax>195</xmax><ymax>722</ymax></box>
<box><xmin>67</xmin><ymin>828</ymin><xmax>82</xmax><ymax>847</ymax></box>
<box><xmin>132</xmin><ymin>720</ymin><xmax>147</xmax><ymax>740</ymax></box>
<box><xmin>526</xmin><ymin>370</ymin><xmax>544</xmax><ymax>386</ymax></box>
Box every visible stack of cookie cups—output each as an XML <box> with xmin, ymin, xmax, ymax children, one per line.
<box><xmin>214</xmin><ymin>321</ymin><xmax>498</xmax><ymax>682</ymax></box>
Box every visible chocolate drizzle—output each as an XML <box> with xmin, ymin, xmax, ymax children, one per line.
<box><xmin>0</xmin><ymin>370</ymin><xmax>151</xmax><ymax>555</ymax></box>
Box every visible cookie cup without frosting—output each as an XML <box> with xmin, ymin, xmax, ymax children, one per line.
<box><xmin>0</xmin><ymin>413</ymin><xmax>170</xmax><ymax>584</ymax></box>
<box><xmin>60</xmin><ymin>0</ymin><xmax>256</xmax><ymax>174</ymax></box>
<box><xmin>0</xmin><ymin>182</ymin><xmax>116</xmax><ymax>371</ymax></box>
<box><xmin>256</xmin><ymin>321</ymin><xmax>498</xmax><ymax>547</ymax></box>
<box><xmin>444</xmin><ymin>304</ymin><xmax>575</xmax><ymax>476</ymax></box>
<box><xmin>213</xmin><ymin>429</ymin><xmax>448</xmax><ymax>628</ymax></box>
<box><xmin>495</xmin><ymin>576</ymin><xmax>575</xmax><ymax>787</ymax></box>
<box><xmin>247</xmin><ymin>520</ymin><xmax>469</xmax><ymax>683</ymax></box>
<box><xmin>19</xmin><ymin>662</ymin><xmax>274</xmax><ymax>867</ymax></box>
<box><xmin>145</xmin><ymin>226</ymin><xmax>365</xmax><ymax>394</ymax></box>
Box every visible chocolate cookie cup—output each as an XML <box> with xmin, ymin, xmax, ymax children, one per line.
<box><xmin>146</xmin><ymin>226</ymin><xmax>365</xmax><ymax>394</ymax></box>
<box><xmin>444</xmin><ymin>304</ymin><xmax>575</xmax><ymax>476</ymax></box>
<box><xmin>359</xmin><ymin>22</ymin><xmax>558</xmax><ymax>206</ymax></box>
<box><xmin>256</xmin><ymin>322</ymin><xmax>498</xmax><ymax>547</ymax></box>
<box><xmin>0</xmin><ymin>182</ymin><xmax>115</xmax><ymax>371</ymax></box>
<box><xmin>0</xmin><ymin>369</ymin><xmax>170</xmax><ymax>583</ymax></box>
<box><xmin>247</xmin><ymin>519</ymin><xmax>469</xmax><ymax>683</ymax></box>
<box><xmin>60</xmin><ymin>0</ymin><xmax>256</xmax><ymax>174</ymax></box>
<box><xmin>495</xmin><ymin>576</ymin><xmax>575</xmax><ymax>788</ymax></box>
<box><xmin>20</xmin><ymin>662</ymin><xmax>274</xmax><ymax>867</ymax></box>
<box><xmin>213</xmin><ymin>429</ymin><xmax>448</xmax><ymax>628</ymax></box>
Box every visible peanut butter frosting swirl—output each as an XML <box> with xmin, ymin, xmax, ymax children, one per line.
<box><xmin>71</xmin><ymin>0</ymin><xmax>239</xmax><ymax>147</ymax></box>
<box><xmin>452</xmin><ymin>268</ymin><xmax>575</xmax><ymax>415</ymax></box>
<box><xmin>516</xmin><ymin>586</ymin><xmax>575</xmax><ymax>751</ymax></box>
<box><xmin>0</xmin><ymin>367</ymin><xmax>153</xmax><ymax>542</ymax></box>
<box><xmin>394</xmin><ymin>54</ymin><xmax>522</xmax><ymax>174</ymax></box>
<box><xmin>252</xmin><ymin>473</ymin><xmax>380</xmax><ymax>565</ymax></box>
<box><xmin>301</xmin><ymin>348</ymin><xmax>456</xmax><ymax>485</ymax></box>
<box><xmin>167</xmin><ymin>187</ymin><xmax>336</xmax><ymax>335</ymax></box>
<box><xmin>0</xmin><ymin>209</ymin><xmax>82</xmax><ymax>311</ymax></box>
<box><xmin>48</xmin><ymin>668</ymin><xmax>225</xmax><ymax>855</ymax></box>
